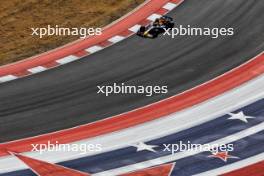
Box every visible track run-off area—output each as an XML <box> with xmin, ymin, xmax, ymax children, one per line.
<box><xmin>0</xmin><ymin>0</ymin><xmax>264</xmax><ymax>175</ymax></box>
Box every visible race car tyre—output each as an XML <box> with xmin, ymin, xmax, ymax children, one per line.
<box><xmin>167</xmin><ymin>22</ymin><xmax>175</xmax><ymax>29</ymax></box>
<box><xmin>139</xmin><ymin>26</ymin><xmax>146</xmax><ymax>32</ymax></box>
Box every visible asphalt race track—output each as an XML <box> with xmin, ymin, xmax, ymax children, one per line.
<box><xmin>3</xmin><ymin>83</ymin><xmax>264</xmax><ymax>175</ymax></box>
<box><xmin>0</xmin><ymin>0</ymin><xmax>264</xmax><ymax>142</ymax></box>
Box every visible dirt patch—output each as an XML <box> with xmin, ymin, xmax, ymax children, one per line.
<box><xmin>0</xmin><ymin>0</ymin><xmax>144</xmax><ymax>65</ymax></box>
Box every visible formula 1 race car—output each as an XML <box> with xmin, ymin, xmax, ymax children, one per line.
<box><xmin>137</xmin><ymin>16</ymin><xmax>174</xmax><ymax>38</ymax></box>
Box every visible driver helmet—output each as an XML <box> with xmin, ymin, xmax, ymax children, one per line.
<box><xmin>158</xmin><ymin>17</ymin><xmax>166</xmax><ymax>25</ymax></box>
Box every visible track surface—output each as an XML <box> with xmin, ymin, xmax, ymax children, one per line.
<box><xmin>0</xmin><ymin>0</ymin><xmax>264</xmax><ymax>142</ymax></box>
<box><xmin>3</xmin><ymin>85</ymin><xmax>264</xmax><ymax>175</ymax></box>
<box><xmin>1</xmin><ymin>71</ymin><xmax>264</xmax><ymax>173</ymax></box>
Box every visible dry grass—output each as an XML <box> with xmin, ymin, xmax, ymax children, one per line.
<box><xmin>0</xmin><ymin>0</ymin><xmax>144</xmax><ymax>65</ymax></box>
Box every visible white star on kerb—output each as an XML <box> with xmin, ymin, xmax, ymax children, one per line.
<box><xmin>227</xmin><ymin>111</ymin><xmax>255</xmax><ymax>123</ymax></box>
<box><xmin>131</xmin><ymin>142</ymin><xmax>158</xmax><ymax>152</ymax></box>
